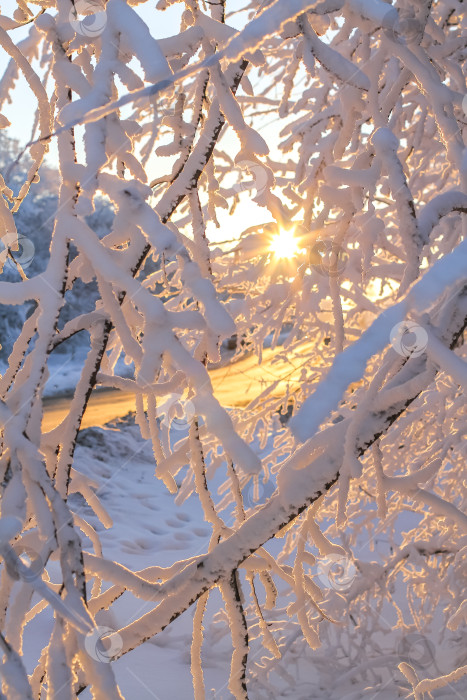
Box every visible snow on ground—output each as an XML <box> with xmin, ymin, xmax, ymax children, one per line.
<box><xmin>72</xmin><ymin>417</ymin><xmax>220</xmax><ymax>699</ymax></box>
<box><xmin>43</xmin><ymin>350</ymin><xmax>135</xmax><ymax>398</ymax></box>
<box><xmin>25</xmin><ymin>414</ymin><xmax>270</xmax><ymax>698</ymax></box>
<box><xmin>64</xmin><ymin>418</ymin><xmax>312</xmax><ymax>699</ymax></box>
<box><xmin>20</xmin><ymin>411</ymin><xmax>465</xmax><ymax>699</ymax></box>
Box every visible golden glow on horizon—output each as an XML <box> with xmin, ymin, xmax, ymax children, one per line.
<box><xmin>270</xmin><ymin>228</ymin><xmax>299</xmax><ymax>259</ymax></box>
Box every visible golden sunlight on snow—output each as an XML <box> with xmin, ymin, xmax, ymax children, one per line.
<box><xmin>41</xmin><ymin>343</ymin><xmax>313</xmax><ymax>432</ymax></box>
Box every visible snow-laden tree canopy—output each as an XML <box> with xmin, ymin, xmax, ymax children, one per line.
<box><xmin>0</xmin><ymin>0</ymin><xmax>466</xmax><ymax>697</ymax></box>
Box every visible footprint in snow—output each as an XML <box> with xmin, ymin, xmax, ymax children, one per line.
<box><xmin>192</xmin><ymin>527</ymin><xmax>211</xmax><ymax>538</ymax></box>
<box><xmin>175</xmin><ymin>512</ymin><xmax>190</xmax><ymax>522</ymax></box>
<box><xmin>165</xmin><ymin>517</ymin><xmax>186</xmax><ymax>528</ymax></box>
<box><xmin>120</xmin><ymin>537</ymin><xmax>157</xmax><ymax>553</ymax></box>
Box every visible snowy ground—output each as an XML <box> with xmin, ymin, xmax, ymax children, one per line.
<box><xmin>58</xmin><ymin>417</ymin><xmax>309</xmax><ymax>699</ymax></box>
<box><xmin>22</xmin><ymin>415</ymin><xmax>217</xmax><ymax>698</ymax></box>
<box><xmin>70</xmin><ymin>418</ymin><xmax>284</xmax><ymax>700</ymax></box>
<box><xmin>73</xmin><ymin>417</ymin><xmax>226</xmax><ymax>699</ymax></box>
<box><xmin>20</xmin><ymin>411</ymin><xmax>465</xmax><ymax>699</ymax></box>
<box><xmin>43</xmin><ymin>349</ymin><xmax>135</xmax><ymax>398</ymax></box>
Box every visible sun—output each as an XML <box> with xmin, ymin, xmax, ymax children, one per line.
<box><xmin>270</xmin><ymin>228</ymin><xmax>299</xmax><ymax>259</ymax></box>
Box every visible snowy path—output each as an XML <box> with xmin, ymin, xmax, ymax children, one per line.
<box><xmin>42</xmin><ymin>342</ymin><xmax>311</xmax><ymax>431</ymax></box>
